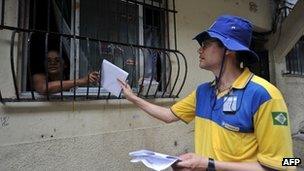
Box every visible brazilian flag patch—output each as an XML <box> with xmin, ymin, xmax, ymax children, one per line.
<box><xmin>272</xmin><ymin>112</ymin><xmax>288</xmax><ymax>126</ymax></box>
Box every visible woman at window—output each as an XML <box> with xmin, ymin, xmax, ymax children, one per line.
<box><xmin>32</xmin><ymin>50</ymin><xmax>99</xmax><ymax>94</ymax></box>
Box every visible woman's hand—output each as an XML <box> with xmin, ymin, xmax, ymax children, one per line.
<box><xmin>78</xmin><ymin>71</ymin><xmax>100</xmax><ymax>85</ymax></box>
<box><xmin>88</xmin><ymin>71</ymin><xmax>100</xmax><ymax>84</ymax></box>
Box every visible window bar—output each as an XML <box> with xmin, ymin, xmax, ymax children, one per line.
<box><xmin>73</xmin><ymin>0</ymin><xmax>76</xmax><ymax>100</ymax></box>
<box><xmin>295</xmin><ymin>43</ymin><xmax>299</xmax><ymax>74</ymax></box>
<box><xmin>294</xmin><ymin>47</ymin><xmax>297</xmax><ymax>74</ymax></box>
<box><xmin>165</xmin><ymin>0</ymin><xmax>170</xmax><ymax>49</ymax></box>
<box><xmin>158</xmin><ymin>0</ymin><xmax>164</xmax><ymax>49</ymax></box>
<box><xmin>59</xmin><ymin>35</ymin><xmax>64</xmax><ymax>100</ymax></box>
<box><xmin>0</xmin><ymin>90</ymin><xmax>3</xmax><ymax>104</ymax></box>
<box><xmin>1</xmin><ymin>24</ymin><xmax>178</xmax><ymax>53</ymax></box>
<box><xmin>288</xmin><ymin>55</ymin><xmax>291</xmax><ymax>74</ymax></box>
<box><xmin>105</xmin><ymin>0</ymin><xmax>109</xmax><ymax>43</ymax></box>
<box><xmin>175</xmin><ymin>51</ymin><xmax>187</xmax><ymax>97</ymax></box>
<box><xmin>291</xmin><ymin>46</ymin><xmax>295</xmax><ymax>74</ymax></box>
<box><xmin>151</xmin><ymin>0</ymin><xmax>154</xmax><ymax>6</ymax></box>
<box><xmin>285</xmin><ymin>54</ymin><xmax>289</xmax><ymax>73</ymax></box>
<box><xmin>44</xmin><ymin>0</ymin><xmax>51</xmax><ymax>100</ymax></box>
<box><xmin>10</xmin><ymin>31</ymin><xmax>20</xmax><ymax>100</ymax></box>
<box><xmin>301</xmin><ymin>41</ymin><xmax>304</xmax><ymax>75</ymax></box>
<box><xmin>59</xmin><ymin>0</ymin><xmax>64</xmax><ymax>100</ymax></box>
<box><xmin>172</xmin><ymin>0</ymin><xmax>177</xmax><ymax>50</ymax></box>
<box><xmin>138</xmin><ymin>47</ymin><xmax>147</xmax><ymax>96</ymax></box>
<box><xmin>44</xmin><ymin>33</ymin><xmax>50</xmax><ymax>100</ymax></box>
<box><xmin>143</xmin><ymin>4</ymin><xmax>155</xmax><ymax>97</ymax></box>
<box><xmin>98</xmin><ymin>41</ymin><xmax>103</xmax><ymax>99</ymax></box>
<box><xmin>129</xmin><ymin>45</ymin><xmax>136</xmax><ymax>90</ymax></box>
<box><xmin>126</xmin><ymin>0</ymin><xmax>129</xmax><ymax>44</ymax></box>
<box><xmin>293</xmin><ymin>45</ymin><xmax>297</xmax><ymax>74</ymax></box>
<box><xmin>161</xmin><ymin>50</ymin><xmax>172</xmax><ymax>97</ymax></box>
<box><xmin>60</xmin><ymin>0</ymin><xmax>64</xmax><ymax>32</ymax></box>
<box><xmin>288</xmin><ymin>50</ymin><xmax>292</xmax><ymax>74</ymax></box>
<box><xmin>136</xmin><ymin>46</ymin><xmax>141</xmax><ymax>94</ymax></box>
<box><xmin>297</xmin><ymin>43</ymin><xmax>302</xmax><ymax>75</ymax></box>
<box><xmin>118</xmin><ymin>45</ymin><xmax>125</xmax><ymax>99</ymax></box>
<box><xmin>169</xmin><ymin>51</ymin><xmax>180</xmax><ymax>97</ymax></box>
<box><xmin>153</xmin><ymin>50</ymin><xmax>162</xmax><ymax>97</ymax></box>
<box><xmin>118</xmin><ymin>0</ymin><xmax>130</xmax><ymax>99</ymax></box>
<box><xmin>104</xmin><ymin>1</ymin><xmax>109</xmax><ymax>99</ymax></box>
<box><xmin>106</xmin><ymin>43</ymin><xmax>112</xmax><ymax>100</ymax></box>
<box><xmin>1</xmin><ymin>0</ymin><xmax>5</xmax><ymax>25</ymax></box>
<box><xmin>86</xmin><ymin>38</ymin><xmax>90</xmax><ymax>99</ymax></box>
<box><xmin>145</xmin><ymin>49</ymin><xmax>156</xmax><ymax>97</ymax></box>
<box><xmin>32</xmin><ymin>0</ymin><xmax>36</xmax><ymax>29</ymax></box>
<box><xmin>47</xmin><ymin>0</ymin><xmax>51</xmax><ymax>32</ymax></box>
<box><xmin>27</xmin><ymin>32</ymin><xmax>35</xmax><ymax>100</ymax></box>
<box><xmin>117</xmin><ymin>0</ymin><xmax>121</xmax><ymax>44</ymax></box>
<box><xmin>128</xmin><ymin>0</ymin><xmax>176</xmax><ymax>13</ymax></box>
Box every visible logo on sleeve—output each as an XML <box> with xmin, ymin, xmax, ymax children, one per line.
<box><xmin>272</xmin><ymin>112</ymin><xmax>288</xmax><ymax>126</ymax></box>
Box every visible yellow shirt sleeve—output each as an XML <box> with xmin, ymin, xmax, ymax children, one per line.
<box><xmin>170</xmin><ymin>91</ymin><xmax>196</xmax><ymax>123</ymax></box>
<box><xmin>254</xmin><ymin>98</ymin><xmax>294</xmax><ymax>170</ymax></box>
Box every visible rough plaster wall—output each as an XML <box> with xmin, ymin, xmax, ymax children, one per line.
<box><xmin>0</xmin><ymin>115</ymin><xmax>193</xmax><ymax>170</ymax></box>
<box><xmin>0</xmin><ymin>0</ymin><xmax>279</xmax><ymax>170</ymax></box>
<box><xmin>0</xmin><ymin>101</ymin><xmax>194</xmax><ymax>170</ymax></box>
<box><xmin>267</xmin><ymin>0</ymin><xmax>304</xmax><ymax>167</ymax></box>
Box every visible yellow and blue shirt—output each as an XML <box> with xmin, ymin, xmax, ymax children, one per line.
<box><xmin>171</xmin><ymin>68</ymin><xmax>294</xmax><ymax>170</ymax></box>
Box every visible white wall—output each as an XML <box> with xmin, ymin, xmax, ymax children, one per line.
<box><xmin>0</xmin><ymin>0</ymin><xmax>274</xmax><ymax>170</ymax></box>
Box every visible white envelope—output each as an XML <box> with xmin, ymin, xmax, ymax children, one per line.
<box><xmin>129</xmin><ymin>150</ymin><xmax>180</xmax><ymax>171</ymax></box>
<box><xmin>100</xmin><ymin>59</ymin><xmax>129</xmax><ymax>97</ymax></box>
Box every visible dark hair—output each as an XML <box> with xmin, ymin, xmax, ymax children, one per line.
<box><xmin>207</xmin><ymin>37</ymin><xmax>225</xmax><ymax>48</ymax></box>
<box><xmin>236</xmin><ymin>51</ymin><xmax>252</xmax><ymax>67</ymax></box>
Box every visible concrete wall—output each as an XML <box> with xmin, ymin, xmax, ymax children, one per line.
<box><xmin>1</xmin><ymin>0</ymin><xmax>275</xmax><ymax>170</ymax></box>
<box><xmin>268</xmin><ymin>0</ymin><xmax>304</xmax><ymax>166</ymax></box>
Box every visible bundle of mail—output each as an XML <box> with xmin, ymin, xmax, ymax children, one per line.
<box><xmin>129</xmin><ymin>150</ymin><xmax>180</xmax><ymax>171</ymax></box>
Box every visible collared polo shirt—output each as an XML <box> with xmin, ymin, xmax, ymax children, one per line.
<box><xmin>171</xmin><ymin>68</ymin><xmax>294</xmax><ymax>170</ymax></box>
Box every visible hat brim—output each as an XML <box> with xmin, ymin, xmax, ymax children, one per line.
<box><xmin>193</xmin><ymin>30</ymin><xmax>259</xmax><ymax>63</ymax></box>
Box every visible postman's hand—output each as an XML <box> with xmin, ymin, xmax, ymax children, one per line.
<box><xmin>172</xmin><ymin>153</ymin><xmax>208</xmax><ymax>171</ymax></box>
<box><xmin>117</xmin><ymin>78</ymin><xmax>136</xmax><ymax>100</ymax></box>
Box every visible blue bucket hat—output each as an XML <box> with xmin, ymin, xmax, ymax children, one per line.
<box><xmin>193</xmin><ymin>15</ymin><xmax>259</xmax><ymax>63</ymax></box>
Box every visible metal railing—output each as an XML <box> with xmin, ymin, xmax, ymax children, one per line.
<box><xmin>0</xmin><ymin>0</ymin><xmax>188</xmax><ymax>102</ymax></box>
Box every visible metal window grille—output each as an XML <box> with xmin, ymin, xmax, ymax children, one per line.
<box><xmin>285</xmin><ymin>36</ymin><xmax>304</xmax><ymax>76</ymax></box>
<box><xmin>0</xmin><ymin>0</ymin><xmax>187</xmax><ymax>102</ymax></box>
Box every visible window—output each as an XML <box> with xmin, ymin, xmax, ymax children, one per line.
<box><xmin>0</xmin><ymin>0</ymin><xmax>188</xmax><ymax>102</ymax></box>
<box><xmin>285</xmin><ymin>36</ymin><xmax>304</xmax><ymax>76</ymax></box>
<box><xmin>27</xmin><ymin>0</ymin><xmax>168</xmax><ymax>95</ymax></box>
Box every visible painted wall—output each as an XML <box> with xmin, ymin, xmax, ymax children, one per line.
<box><xmin>0</xmin><ymin>0</ymin><xmax>279</xmax><ymax>170</ymax></box>
<box><xmin>268</xmin><ymin>0</ymin><xmax>304</xmax><ymax>167</ymax></box>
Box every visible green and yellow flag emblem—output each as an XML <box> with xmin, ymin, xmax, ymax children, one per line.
<box><xmin>272</xmin><ymin>112</ymin><xmax>288</xmax><ymax>126</ymax></box>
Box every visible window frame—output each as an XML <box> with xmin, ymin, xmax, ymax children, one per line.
<box><xmin>70</xmin><ymin>0</ymin><xmax>169</xmax><ymax>95</ymax></box>
<box><xmin>284</xmin><ymin>36</ymin><xmax>304</xmax><ymax>76</ymax></box>
<box><xmin>20</xmin><ymin>0</ymin><xmax>170</xmax><ymax>97</ymax></box>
